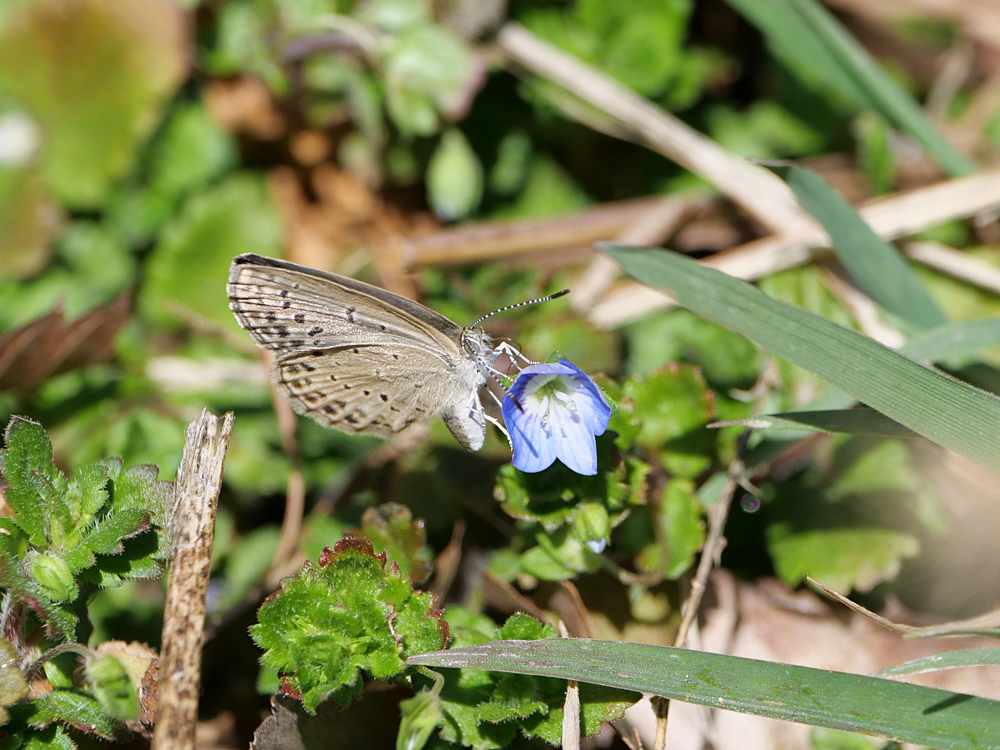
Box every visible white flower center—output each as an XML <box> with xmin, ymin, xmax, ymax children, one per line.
<box><xmin>524</xmin><ymin>373</ymin><xmax>580</xmax><ymax>432</ymax></box>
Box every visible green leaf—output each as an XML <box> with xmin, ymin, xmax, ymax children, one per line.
<box><xmin>410</xmin><ymin>638</ymin><xmax>1000</xmax><ymax>750</ymax></box>
<box><xmin>770</xmin><ymin>163</ymin><xmax>946</xmax><ymax>330</ymax></box>
<box><xmin>630</xmin><ymin>478</ymin><xmax>705</xmax><ymax>580</ymax></box>
<box><xmin>78</xmin><ymin>508</ymin><xmax>151</xmax><ymax>557</ymax></box>
<box><xmin>434</xmin><ymin>614</ymin><xmax>637</xmax><ymax>749</ymax></box>
<box><xmin>724</xmin><ymin>0</ymin><xmax>975</xmax><ymax>176</ymax></box>
<box><xmin>768</xmin><ymin>525</ymin><xmax>918</xmax><ymax>593</ymax></box>
<box><xmin>427</xmin><ymin>129</ymin><xmax>483</xmax><ymax>221</ymax></box>
<box><xmin>874</xmin><ymin>648</ymin><xmax>1000</xmax><ymax>677</ymax></box>
<box><xmin>853</xmin><ymin>112</ymin><xmax>896</xmax><ymax>195</ymax></box>
<box><xmin>397</xmin><ymin>686</ymin><xmax>442</xmax><ymax>750</ymax></box>
<box><xmin>0</xmin><ymin>638</ymin><xmax>29</xmax><ymax>710</ymax></box>
<box><xmin>85</xmin><ymin>654</ymin><xmax>138</xmax><ymax>721</ymax></box>
<box><xmin>612</xmin><ymin>364</ymin><xmax>716</xmax><ymax>477</ymax></box>
<box><xmin>715</xmin><ymin>409</ymin><xmax>919</xmax><ymax>438</ymax></box>
<box><xmin>604</xmin><ymin>245</ymin><xmax>1000</xmax><ymax>472</ymax></box>
<box><xmin>520</xmin><ymin>526</ymin><xmax>599</xmax><ymax>581</ymax></box>
<box><xmin>0</xmin><ymin>417</ymin><xmax>61</xmax><ymax>546</ymax></box>
<box><xmin>0</xmin><ymin>164</ymin><xmax>59</xmax><ymax>279</ymax></box>
<box><xmin>764</xmin><ymin>439</ymin><xmax>926</xmax><ymax>592</ymax></box>
<box><xmin>382</xmin><ymin>24</ymin><xmax>472</xmax><ymax>137</ymax></box>
<box><xmin>26</xmin><ymin>688</ymin><xmax>124</xmax><ymax>740</ymax></box>
<box><xmin>357</xmin><ymin>503</ymin><xmax>433</xmax><ymax>585</ymax></box>
<box><xmin>250</xmin><ymin>536</ymin><xmax>448</xmax><ymax>713</ymax></box>
<box><xmin>28</xmin><ymin>553</ymin><xmax>77</xmax><ymax>602</ymax></box>
<box><xmin>0</xmin><ymin>0</ymin><xmax>187</xmax><ymax>206</ymax></box>
<box><xmin>0</xmin><ymin>724</ymin><xmax>76</xmax><ymax>750</ymax></box>
<box><xmin>146</xmin><ymin>100</ymin><xmax>238</xmax><ymax>201</ymax></box>
<box><xmin>900</xmin><ymin>317</ymin><xmax>1000</xmax><ymax>362</ymax></box>
<box><xmin>142</xmin><ymin>174</ymin><xmax>284</xmax><ymax>328</ymax></box>
<box><xmin>625</xmin><ymin>309</ymin><xmax>762</xmax><ymax>385</ymax></box>
<box><xmin>494</xmin><ymin>435</ymin><xmax>645</xmax><ymax>532</ymax></box>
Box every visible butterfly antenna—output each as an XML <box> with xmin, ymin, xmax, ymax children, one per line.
<box><xmin>470</xmin><ymin>289</ymin><xmax>569</xmax><ymax>329</ymax></box>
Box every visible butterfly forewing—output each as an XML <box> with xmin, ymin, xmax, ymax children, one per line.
<box><xmin>227</xmin><ymin>253</ymin><xmax>491</xmax><ymax>450</ymax></box>
<box><xmin>227</xmin><ymin>254</ymin><xmax>463</xmax><ymax>353</ymax></box>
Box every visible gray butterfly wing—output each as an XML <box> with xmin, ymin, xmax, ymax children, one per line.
<box><xmin>227</xmin><ymin>253</ymin><xmax>463</xmax><ymax>352</ymax></box>
<box><xmin>274</xmin><ymin>342</ymin><xmax>486</xmax><ymax>449</ymax></box>
<box><xmin>227</xmin><ymin>254</ymin><xmax>488</xmax><ymax>450</ymax></box>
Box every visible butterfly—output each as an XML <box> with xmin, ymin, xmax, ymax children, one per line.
<box><xmin>227</xmin><ymin>254</ymin><xmax>498</xmax><ymax>450</ymax></box>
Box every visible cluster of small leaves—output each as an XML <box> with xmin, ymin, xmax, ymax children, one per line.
<box><xmin>432</xmin><ymin>611</ymin><xmax>638</xmax><ymax>748</ymax></box>
<box><xmin>493</xmin><ymin>432</ymin><xmax>649</xmax><ymax>580</ymax></box>
<box><xmin>0</xmin><ymin>417</ymin><xmax>171</xmax><ymax>640</ymax></box>
<box><xmin>0</xmin><ymin>417</ymin><xmax>166</xmax><ymax>746</ymax></box>
<box><xmin>251</xmin><ymin>535</ymin><xmax>449</xmax><ymax>713</ymax></box>
<box><xmin>204</xmin><ymin>0</ymin><xmax>485</xmax><ymax>216</ymax></box>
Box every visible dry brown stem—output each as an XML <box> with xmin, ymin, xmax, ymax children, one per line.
<box><xmin>153</xmin><ymin>410</ymin><xmax>235</xmax><ymax>750</ymax></box>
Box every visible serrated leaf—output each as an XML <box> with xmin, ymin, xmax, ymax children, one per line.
<box><xmin>80</xmin><ymin>508</ymin><xmax>151</xmax><ymax>557</ymax></box>
<box><xmin>26</xmin><ymin>688</ymin><xmax>124</xmax><ymax>740</ymax></box>
<box><xmin>0</xmin><ymin>0</ymin><xmax>188</xmax><ymax>206</ymax></box>
<box><xmin>768</xmin><ymin>524</ymin><xmax>918</xmax><ymax>593</ymax></box>
<box><xmin>0</xmin><ymin>417</ymin><xmax>62</xmax><ymax>546</ymax></box>
<box><xmin>251</xmin><ymin>536</ymin><xmax>448</xmax><ymax>713</ymax></box>
<box><xmin>85</xmin><ymin>532</ymin><xmax>163</xmax><ymax>584</ymax></box>
<box><xmin>357</xmin><ymin>503</ymin><xmax>433</xmax><ymax>585</ymax></box>
<box><xmin>63</xmin><ymin>464</ymin><xmax>111</xmax><ymax>540</ymax></box>
<box><xmin>612</xmin><ymin>363</ymin><xmax>716</xmax><ymax>477</ymax></box>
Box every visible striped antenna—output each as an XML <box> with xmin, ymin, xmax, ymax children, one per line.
<box><xmin>470</xmin><ymin>289</ymin><xmax>569</xmax><ymax>329</ymax></box>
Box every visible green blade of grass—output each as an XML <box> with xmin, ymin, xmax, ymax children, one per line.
<box><xmin>409</xmin><ymin>638</ymin><xmax>1000</xmax><ymax>749</ymax></box>
<box><xmin>771</xmin><ymin>163</ymin><xmax>947</xmax><ymax>330</ymax></box>
<box><xmin>713</xmin><ymin>409</ymin><xmax>918</xmax><ymax>438</ymax></box>
<box><xmin>874</xmin><ymin>648</ymin><xmax>1000</xmax><ymax>678</ymax></box>
<box><xmin>724</xmin><ymin>0</ymin><xmax>976</xmax><ymax>176</ymax></box>
<box><xmin>901</xmin><ymin>317</ymin><xmax>1000</xmax><ymax>361</ymax></box>
<box><xmin>602</xmin><ymin>245</ymin><xmax>1000</xmax><ymax>471</ymax></box>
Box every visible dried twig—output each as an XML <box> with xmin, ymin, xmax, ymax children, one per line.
<box><xmin>153</xmin><ymin>410</ymin><xmax>235</xmax><ymax>750</ymax></box>
<box><xmin>496</xmin><ymin>22</ymin><xmax>811</xmax><ymax>234</ymax></box>
<box><xmin>396</xmin><ymin>196</ymin><xmax>671</xmax><ymax>268</ymax></box>
<box><xmin>590</xmin><ymin>170</ymin><xmax>1000</xmax><ymax>328</ymax></box>
<box><xmin>265</xmin><ymin>355</ymin><xmax>307</xmax><ymax>591</ymax></box>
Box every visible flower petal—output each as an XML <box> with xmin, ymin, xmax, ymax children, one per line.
<box><xmin>501</xmin><ymin>359</ymin><xmax>611</xmax><ymax>476</ymax></box>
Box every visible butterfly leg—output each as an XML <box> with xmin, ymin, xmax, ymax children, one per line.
<box><xmin>493</xmin><ymin>341</ymin><xmax>536</xmax><ymax>367</ymax></box>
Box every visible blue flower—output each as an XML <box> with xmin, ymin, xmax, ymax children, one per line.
<box><xmin>501</xmin><ymin>360</ymin><xmax>611</xmax><ymax>475</ymax></box>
